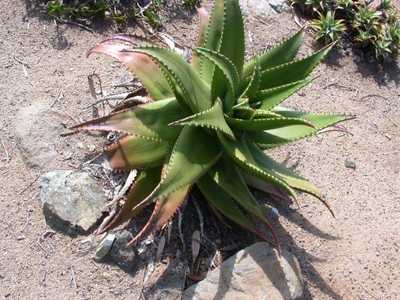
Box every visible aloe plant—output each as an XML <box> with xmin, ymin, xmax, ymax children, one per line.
<box><xmin>311</xmin><ymin>10</ymin><xmax>347</xmax><ymax>44</ymax></box>
<box><xmin>72</xmin><ymin>0</ymin><xmax>349</xmax><ymax>246</ymax></box>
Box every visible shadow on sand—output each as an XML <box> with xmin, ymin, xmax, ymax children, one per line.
<box><xmin>90</xmin><ymin>198</ymin><xmax>343</xmax><ymax>300</ymax></box>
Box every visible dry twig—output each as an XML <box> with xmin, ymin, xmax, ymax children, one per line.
<box><xmin>50</xmin><ymin>89</ymin><xmax>64</xmax><ymax>108</ymax></box>
<box><xmin>18</xmin><ymin>174</ymin><xmax>41</xmax><ymax>195</ymax></box>
<box><xmin>70</xmin><ymin>266</ymin><xmax>77</xmax><ymax>289</ymax></box>
<box><xmin>177</xmin><ymin>209</ymin><xmax>185</xmax><ymax>251</ymax></box>
<box><xmin>192</xmin><ymin>198</ymin><xmax>204</xmax><ymax>237</ymax></box>
<box><xmin>0</xmin><ymin>138</ymin><xmax>10</xmax><ymax>161</ymax></box>
<box><xmin>56</xmin><ymin>18</ymin><xmax>94</xmax><ymax>33</ymax></box>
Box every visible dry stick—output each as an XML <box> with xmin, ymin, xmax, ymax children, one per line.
<box><xmin>323</xmin><ymin>83</ymin><xmax>358</xmax><ymax>92</ymax></box>
<box><xmin>113</xmin><ymin>80</ymin><xmax>136</xmax><ymax>88</ymax></box>
<box><xmin>83</xmin><ymin>90</ymin><xmax>143</xmax><ymax>109</ymax></box>
<box><xmin>107</xmin><ymin>169</ymin><xmax>137</xmax><ymax>207</ymax></box>
<box><xmin>137</xmin><ymin>266</ymin><xmax>147</xmax><ymax>300</ymax></box>
<box><xmin>355</xmin><ymin>94</ymin><xmax>390</xmax><ymax>103</ymax></box>
<box><xmin>387</xmin><ymin>117</ymin><xmax>398</xmax><ymax>127</ymax></box>
<box><xmin>50</xmin><ymin>89</ymin><xmax>64</xmax><ymax>108</ymax></box>
<box><xmin>70</xmin><ymin>267</ymin><xmax>77</xmax><ymax>289</ymax></box>
<box><xmin>55</xmin><ymin>17</ymin><xmax>94</xmax><ymax>33</ymax></box>
<box><xmin>41</xmin><ymin>269</ymin><xmax>48</xmax><ymax>286</ymax></box>
<box><xmin>192</xmin><ymin>197</ymin><xmax>204</xmax><ymax>237</ymax></box>
<box><xmin>20</xmin><ymin>211</ymin><xmax>31</xmax><ymax>233</ymax></box>
<box><xmin>177</xmin><ymin>209</ymin><xmax>185</xmax><ymax>252</ymax></box>
<box><xmin>95</xmin><ymin>207</ymin><xmax>117</xmax><ymax>235</ymax></box>
<box><xmin>293</xmin><ymin>14</ymin><xmax>305</xmax><ymax>28</ymax></box>
<box><xmin>88</xmin><ymin>73</ymin><xmax>104</xmax><ymax>99</ymax></box>
<box><xmin>36</xmin><ymin>239</ymin><xmax>50</xmax><ymax>256</ymax></box>
<box><xmin>0</xmin><ymin>138</ymin><xmax>10</xmax><ymax>161</ymax></box>
<box><xmin>13</xmin><ymin>55</ymin><xmax>30</xmax><ymax>68</ymax></box>
<box><xmin>51</xmin><ymin>109</ymin><xmax>81</xmax><ymax>125</ymax></box>
<box><xmin>18</xmin><ymin>174</ymin><xmax>41</xmax><ymax>195</ymax></box>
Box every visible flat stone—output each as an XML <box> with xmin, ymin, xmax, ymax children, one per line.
<box><xmin>109</xmin><ymin>230</ymin><xmax>137</xmax><ymax>268</ymax></box>
<box><xmin>345</xmin><ymin>159</ymin><xmax>356</xmax><ymax>170</ymax></box>
<box><xmin>183</xmin><ymin>242</ymin><xmax>304</xmax><ymax>300</ymax></box>
<box><xmin>240</xmin><ymin>0</ymin><xmax>275</xmax><ymax>19</ymax></box>
<box><xmin>39</xmin><ymin>170</ymin><xmax>107</xmax><ymax>233</ymax></box>
<box><xmin>95</xmin><ymin>233</ymin><xmax>116</xmax><ymax>261</ymax></box>
<box><xmin>268</xmin><ymin>0</ymin><xmax>289</xmax><ymax>13</ymax></box>
<box><xmin>14</xmin><ymin>103</ymin><xmax>64</xmax><ymax>170</ymax></box>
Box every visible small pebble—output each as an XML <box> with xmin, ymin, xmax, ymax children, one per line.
<box><xmin>94</xmin><ymin>233</ymin><xmax>116</xmax><ymax>261</ymax></box>
<box><xmin>345</xmin><ymin>159</ymin><xmax>356</xmax><ymax>170</ymax></box>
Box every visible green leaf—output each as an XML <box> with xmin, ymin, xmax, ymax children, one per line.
<box><xmin>251</xmin><ymin>109</ymin><xmax>348</xmax><ymax>149</ymax></box>
<box><xmin>232</xmin><ymin>107</ymin><xmax>282</xmax><ymax>120</ymax></box>
<box><xmin>259</xmin><ymin>44</ymin><xmax>333</xmax><ymax>90</ymax></box>
<box><xmin>241</xmin><ymin>56</ymin><xmax>261</xmax><ymax>99</ymax></box>
<box><xmin>254</xmin><ymin>78</ymin><xmax>312</xmax><ymax>110</ymax></box>
<box><xmin>100</xmin><ymin>167</ymin><xmax>161</xmax><ymax>232</ymax></box>
<box><xmin>197</xmin><ymin>175</ymin><xmax>272</xmax><ymax>243</ymax></box>
<box><xmin>244</xmin><ymin>174</ymin><xmax>292</xmax><ymax>202</ymax></box>
<box><xmin>71</xmin><ymin>97</ymin><xmax>184</xmax><ymax>142</ymax></box>
<box><xmin>243</xmin><ymin>28</ymin><xmax>304</xmax><ymax>80</ymax></box>
<box><xmin>197</xmin><ymin>0</ymin><xmax>245</xmax><ymax>110</ymax></box>
<box><xmin>252</xmin><ymin>109</ymin><xmax>283</xmax><ymax>119</ymax></box>
<box><xmin>195</xmin><ymin>47</ymin><xmax>240</xmax><ymax>110</ymax></box>
<box><xmin>246</xmin><ymin>140</ymin><xmax>334</xmax><ymax>216</ymax></box>
<box><xmin>199</xmin><ymin>0</ymin><xmax>224</xmax><ymax>82</ymax></box>
<box><xmin>208</xmin><ymin>158</ymin><xmax>277</xmax><ymax>236</ymax></box>
<box><xmin>169</xmin><ymin>99</ymin><xmax>235</xmax><ymax>139</ymax></box>
<box><xmin>218</xmin><ymin>0</ymin><xmax>245</xmax><ymax>76</ymax></box>
<box><xmin>154</xmin><ymin>126</ymin><xmax>222</xmax><ymax>200</ymax></box>
<box><xmin>247</xmin><ymin>141</ymin><xmax>321</xmax><ymax>197</ymax></box>
<box><xmin>226</xmin><ymin>115</ymin><xmax>314</xmax><ymax>131</ymax></box>
<box><xmin>131</xmin><ymin>46</ymin><xmax>212</xmax><ymax>113</ymax></box>
<box><xmin>218</xmin><ymin>133</ymin><xmax>297</xmax><ymax>199</ymax></box>
<box><xmin>105</xmin><ymin>135</ymin><xmax>170</xmax><ymax>169</ymax></box>
<box><xmin>88</xmin><ymin>41</ymin><xmax>173</xmax><ymax>100</ymax></box>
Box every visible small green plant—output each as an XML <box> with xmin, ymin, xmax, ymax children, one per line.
<box><xmin>72</xmin><ymin>0</ymin><xmax>348</xmax><ymax>245</ymax></box>
<box><xmin>353</xmin><ymin>5</ymin><xmax>382</xmax><ymax>32</ymax></box>
<box><xmin>379</xmin><ymin>0</ymin><xmax>392</xmax><ymax>11</ymax></box>
<box><xmin>336</xmin><ymin>0</ymin><xmax>353</xmax><ymax>11</ymax></box>
<box><xmin>372</xmin><ymin>32</ymin><xmax>393</xmax><ymax>59</ymax></box>
<box><xmin>290</xmin><ymin>0</ymin><xmax>331</xmax><ymax>14</ymax></box>
<box><xmin>389</xmin><ymin>21</ymin><xmax>400</xmax><ymax>46</ymax></box>
<box><xmin>47</xmin><ymin>0</ymin><xmax>107</xmax><ymax>20</ymax></box>
<box><xmin>45</xmin><ymin>0</ymin><xmax>195</xmax><ymax>29</ymax></box>
<box><xmin>311</xmin><ymin>10</ymin><xmax>346</xmax><ymax>44</ymax></box>
<box><xmin>183</xmin><ymin>0</ymin><xmax>201</xmax><ymax>10</ymax></box>
<box><xmin>143</xmin><ymin>8</ymin><xmax>162</xmax><ymax>29</ymax></box>
<box><xmin>293</xmin><ymin>0</ymin><xmax>400</xmax><ymax>62</ymax></box>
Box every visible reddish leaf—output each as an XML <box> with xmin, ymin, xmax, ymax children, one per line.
<box><xmin>105</xmin><ymin>135</ymin><xmax>170</xmax><ymax>170</ymax></box>
<box><xmin>88</xmin><ymin>41</ymin><xmax>173</xmax><ymax>100</ymax></box>
<box><xmin>99</xmin><ymin>168</ymin><xmax>161</xmax><ymax>233</ymax></box>
<box><xmin>192</xmin><ymin>7</ymin><xmax>209</xmax><ymax>70</ymax></box>
<box><xmin>127</xmin><ymin>186</ymin><xmax>190</xmax><ymax>245</ymax></box>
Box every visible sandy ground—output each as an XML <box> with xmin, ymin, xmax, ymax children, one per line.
<box><xmin>0</xmin><ymin>0</ymin><xmax>399</xmax><ymax>299</ymax></box>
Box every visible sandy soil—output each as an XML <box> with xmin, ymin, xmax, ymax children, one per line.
<box><xmin>0</xmin><ymin>0</ymin><xmax>399</xmax><ymax>299</ymax></box>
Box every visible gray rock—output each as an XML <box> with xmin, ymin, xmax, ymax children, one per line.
<box><xmin>345</xmin><ymin>159</ymin><xmax>356</xmax><ymax>170</ymax></box>
<box><xmin>14</xmin><ymin>103</ymin><xmax>64</xmax><ymax>170</ymax></box>
<box><xmin>144</xmin><ymin>260</ymin><xmax>186</xmax><ymax>300</ymax></box>
<box><xmin>39</xmin><ymin>170</ymin><xmax>107</xmax><ymax>233</ymax></box>
<box><xmin>183</xmin><ymin>242</ymin><xmax>304</xmax><ymax>300</ymax></box>
<box><xmin>109</xmin><ymin>230</ymin><xmax>137</xmax><ymax>267</ymax></box>
<box><xmin>240</xmin><ymin>0</ymin><xmax>275</xmax><ymax>19</ymax></box>
<box><xmin>268</xmin><ymin>0</ymin><xmax>290</xmax><ymax>13</ymax></box>
<box><xmin>95</xmin><ymin>233</ymin><xmax>116</xmax><ymax>261</ymax></box>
